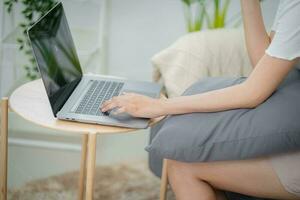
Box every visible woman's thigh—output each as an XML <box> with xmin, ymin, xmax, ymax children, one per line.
<box><xmin>169</xmin><ymin>158</ymin><xmax>299</xmax><ymax>200</ymax></box>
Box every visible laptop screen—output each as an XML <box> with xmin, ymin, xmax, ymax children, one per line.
<box><xmin>28</xmin><ymin>2</ymin><xmax>82</xmax><ymax>116</ymax></box>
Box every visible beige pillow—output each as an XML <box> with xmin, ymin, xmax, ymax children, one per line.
<box><xmin>152</xmin><ymin>29</ymin><xmax>252</xmax><ymax>97</ymax></box>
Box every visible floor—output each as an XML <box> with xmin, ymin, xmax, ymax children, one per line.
<box><xmin>8</xmin><ymin>162</ymin><xmax>175</xmax><ymax>200</ymax></box>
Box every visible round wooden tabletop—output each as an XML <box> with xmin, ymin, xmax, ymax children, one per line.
<box><xmin>9</xmin><ymin>79</ymin><xmax>165</xmax><ymax>134</ymax></box>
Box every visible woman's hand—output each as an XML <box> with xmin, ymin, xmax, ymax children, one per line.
<box><xmin>101</xmin><ymin>92</ymin><xmax>165</xmax><ymax>118</ymax></box>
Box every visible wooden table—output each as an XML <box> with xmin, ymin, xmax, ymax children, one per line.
<box><xmin>0</xmin><ymin>79</ymin><xmax>166</xmax><ymax>200</ymax></box>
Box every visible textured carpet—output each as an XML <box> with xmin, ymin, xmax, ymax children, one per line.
<box><xmin>8</xmin><ymin>162</ymin><xmax>175</xmax><ymax>200</ymax></box>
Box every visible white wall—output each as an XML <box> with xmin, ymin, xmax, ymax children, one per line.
<box><xmin>107</xmin><ymin>0</ymin><xmax>279</xmax><ymax>81</ymax></box>
<box><xmin>107</xmin><ymin>0</ymin><xmax>185</xmax><ymax>81</ymax></box>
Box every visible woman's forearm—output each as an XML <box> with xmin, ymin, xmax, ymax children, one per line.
<box><xmin>160</xmin><ymin>83</ymin><xmax>255</xmax><ymax>115</ymax></box>
<box><xmin>241</xmin><ymin>0</ymin><xmax>270</xmax><ymax>67</ymax></box>
<box><xmin>159</xmin><ymin>54</ymin><xmax>297</xmax><ymax>116</ymax></box>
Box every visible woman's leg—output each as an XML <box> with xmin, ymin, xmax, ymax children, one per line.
<box><xmin>167</xmin><ymin>158</ymin><xmax>299</xmax><ymax>200</ymax></box>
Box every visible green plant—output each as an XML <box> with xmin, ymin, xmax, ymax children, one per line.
<box><xmin>182</xmin><ymin>0</ymin><xmax>205</xmax><ymax>32</ymax></box>
<box><xmin>181</xmin><ymin>0</ymin><xmax>232</xmax><ymax>32</ymax></box>
<box><xmin>4</xmin><ymin>0</ymin><xmax>57</xmax><ymax>80</ymax></box>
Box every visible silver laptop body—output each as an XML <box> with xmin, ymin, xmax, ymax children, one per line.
<box><xmin>27</xmin><ymin>2</ymin><xmax>161</xmax><ymax>129</ymax></box>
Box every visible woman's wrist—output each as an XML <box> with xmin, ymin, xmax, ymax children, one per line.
<box><xmin>156</xmin><ymin>96</ymin><xmax>196</xmax><ymax>116</ymax></box>
<box><xmin>157</xmin><ymin>98</ymin><xmax>171</xmax><ymax>116</ymax></box>
<box><xmin>157</xmin><ymin>97</ymin><xmax>184</xmax><ymax>116</ymax></box>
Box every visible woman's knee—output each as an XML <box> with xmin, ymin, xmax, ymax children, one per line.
<box><xmin>167</xmin><ymin>159</ymin><xmax>197</xmax><ymax>179</ymax></box>
<box><xmin>167</xmin><ymin>159</ymin><xmax>213</xmax><ymax>182</ymax></box>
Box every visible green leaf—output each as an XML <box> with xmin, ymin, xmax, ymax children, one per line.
<box><xmin>25</xmin><ymin>50</ymin><xmax>32</xmax><ymax>55</ymax></box>
<box><xmin>181</xmin><ymin>0</ymin><xmax>198</xmax><ymax>6</ymax></box>
<box><xmin>30</xmin><ymin>58</ymin><xmax>35</xmax><ymax>63</ymax></box>
<box><xmin>20</xmin><ymin>23</ymin><xmax>27</xmax><ymax>28</ymax></box>
<box><xmin>7</xmin><ymin>6</ymin><xmax>12</xmax><ymax>13</ymax></box>
<box><xmin>220</xmin><ymin>0</ymin><xmax>231</xmax><ymax>27</ymax></box>
<box><xmin>25</xmin><ymin>12</ymin><xmax>33</xmax><ymax>20</ymax></box>
<box><xmin>17</xmin><ymin>38</ymin><xmax>23</xmax><ymax>43</ymax></box>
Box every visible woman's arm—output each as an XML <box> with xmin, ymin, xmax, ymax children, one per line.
<box><xmin>101</xmin><ymin>55</ymin><xmax>297</xmax><ymax>118</ymax></box>
<box><xmin>161</xmin><ymin>55</ymin><xmax>297</xmax><ymax>114</ymax></box>
<box><xmin>241</xmin><ymin>0</ymin><xmax>271</xmax><ymax>67</ymax></box>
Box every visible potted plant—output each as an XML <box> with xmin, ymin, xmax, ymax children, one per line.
<box><xmin>181</xmin><ymin>0</ymin><xmax>237</xmax><ymax>32</ymax></box>
<box><xmin>4</xmin><ymin>0</ymin><xmax>57</xmax><ymax>80</ymax></box>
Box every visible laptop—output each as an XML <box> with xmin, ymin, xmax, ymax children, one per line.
<box><xmin>27</xmin><ymin>2</ymin><xmax>161</xmax><ymax>129</ymax></box>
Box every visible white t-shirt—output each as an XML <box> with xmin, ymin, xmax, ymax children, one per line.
<box><xmin>265</xmin><ymin>0</ymin><xmax>300</xmax><ymax>61</ymax></box>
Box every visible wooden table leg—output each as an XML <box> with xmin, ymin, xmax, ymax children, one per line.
<box><xmin>0</xmin><ymin>97</ymin><xmax>8</xmax><ymax>200</ymax></box>
<box><xmin>85</xmin><ymin>133</ymin><xmax>97</xmax><ymax>200</ymax></box>
<box><xmin>160</xmin><ymin>159</ymin><xmax>168</xmax><ymax>200</ymax></box>
<box><xmin>78</xmin><ymin>134</ymin><xmax>88</xmax><ymax>200</ymax></box>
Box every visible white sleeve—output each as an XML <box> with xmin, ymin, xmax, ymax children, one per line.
<box><xmin>265</xmin><ymin>0</ymin><xmax>300</xmax><ymax>61</ymax></box>
<box><xmin>271</xmin><ymin>1</ymin><xmax>282</xmax><ymax>32</ymax></box>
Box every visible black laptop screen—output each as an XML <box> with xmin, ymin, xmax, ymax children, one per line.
<box><xmin>28</xmin><ymin>2</ymin><xmax>82</xmax><ymax>116</ymax></box>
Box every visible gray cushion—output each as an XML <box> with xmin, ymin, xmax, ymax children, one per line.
<box><xmin>146</xmin><ymin>69</ymin><xmax>300</xmax><ymax>163</ymax></box>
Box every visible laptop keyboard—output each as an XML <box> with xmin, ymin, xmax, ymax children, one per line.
<box><xmin>75</xmin><ymin>80</ymin><xmax>124</xmax><ymax>116</ymax></box>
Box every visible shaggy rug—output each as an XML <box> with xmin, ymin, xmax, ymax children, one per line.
<box><xmin>8</xmin><ymin>162</ymin><xmax>175</xmax><ymax>200</ymax></box>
